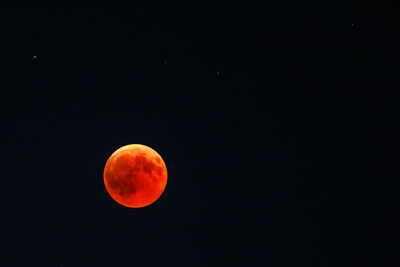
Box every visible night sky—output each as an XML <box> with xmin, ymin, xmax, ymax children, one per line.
<box><xmin>1</xmin><ymin>8</ymin><xmax>399</xmax><ymax>266</ymax></box>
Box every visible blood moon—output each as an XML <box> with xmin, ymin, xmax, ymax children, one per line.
<box><xmin>103</xmin><ymin>144</ymin><xmax>167</xmax><ymax>208</ymax></box>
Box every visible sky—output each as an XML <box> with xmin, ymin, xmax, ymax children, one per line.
<box><xmin>1</xmin><ymin>7</ymin><xmax>399</xmax><ymax>266</ymax></box>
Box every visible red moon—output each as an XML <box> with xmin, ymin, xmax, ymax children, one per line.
<box><xmin>103</xmin><ymin>144</ymin><xmax>168</xmax><ymax>208</ymax></box>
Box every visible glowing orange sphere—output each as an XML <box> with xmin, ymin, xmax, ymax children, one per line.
<box><xmin>103</xmin><ymin>144</ymin><xmax>168</xmax><ymax>208</ymax></box>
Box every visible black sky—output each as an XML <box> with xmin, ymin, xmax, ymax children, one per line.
<box><xmin>1</xmin><ymin>7</ymin><xmax>399</xmax><ymax>266</ymax></box>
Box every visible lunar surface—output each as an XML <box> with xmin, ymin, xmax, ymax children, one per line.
<box><xmin>103</xmin><ymin>144</ymin><xmax>168</xmax><ymax>208</ymax></box>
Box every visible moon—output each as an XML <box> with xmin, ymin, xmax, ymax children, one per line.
<box><xmin>103</xmin><ymin>144</ymin><xmax>168</xmax><ymax>208</ymax></box>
